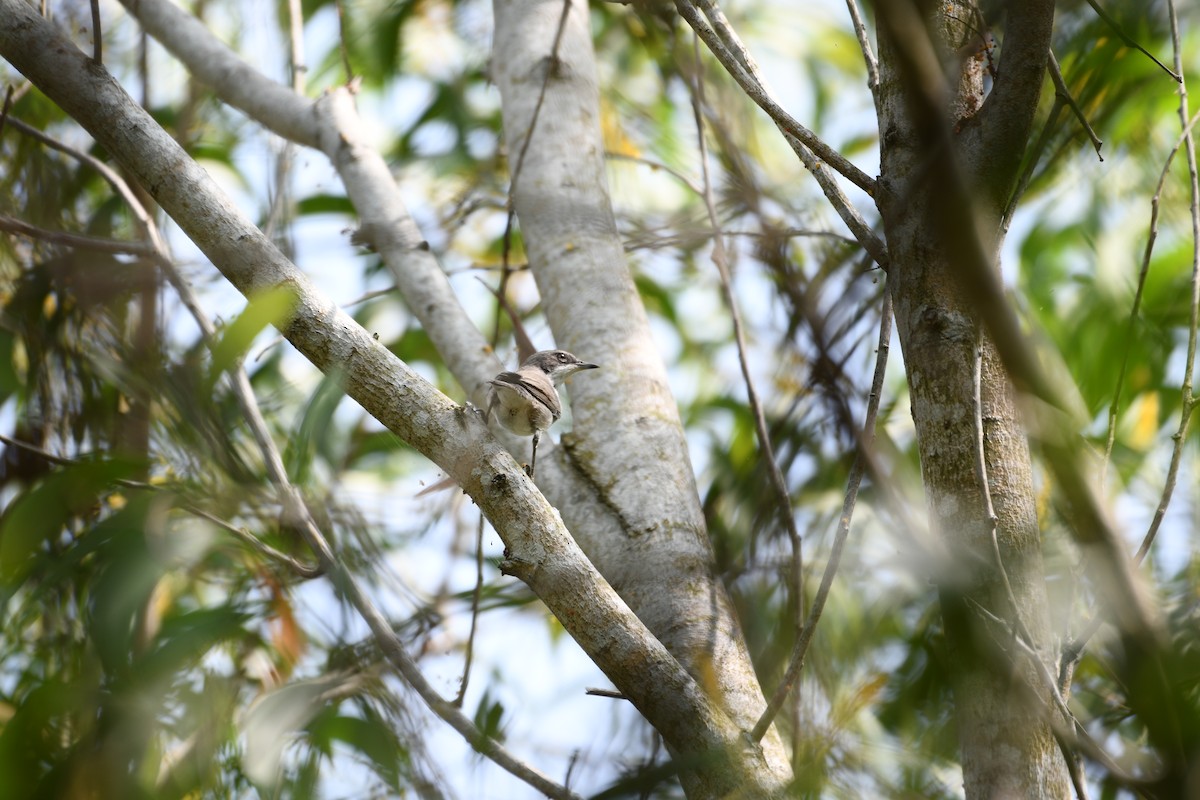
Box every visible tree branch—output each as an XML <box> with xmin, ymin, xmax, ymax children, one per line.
<box><xmin>114</xmin><ymin>0</ymin><xmax>501</xmax><ymax>404</ymax></box>
<box><xmin>674</xmin><ymin>0</ymin><xmax>877</xmax><ymax>197</ymax></box>
<box><xmin>969</xmin><ymin>0</ymin><xmax>1056</xmax><ymax>208</ymax></box>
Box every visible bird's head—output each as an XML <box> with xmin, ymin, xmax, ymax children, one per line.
<box><xmin>523</xmin><ymin>350</ymin><xmax>600</xmax><ymax>385</ymax></box>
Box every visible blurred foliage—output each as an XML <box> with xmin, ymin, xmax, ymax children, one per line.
<box><xmin>0</xmin><ymin>0</ymin><xmax>1197</xmax><ymax>797</ymax></box>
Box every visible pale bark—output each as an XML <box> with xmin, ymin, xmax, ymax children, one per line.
<box><xmin>0</xmin><ymin>3</ymin><xmax>780</xmax><ymax>796</ymax></box>
<box><xmin>490</xmin><ymin>0</ymin><xmax>792</xmax><ymax>792</ymax></box>
<box><xmin>112</xmin><ymin>0</ymin><xmax>503</xmax><ymax>400</ymax></box>
<box><xmin>874</xmin><ymin>1</ymin><xmax>1071</xmax><ymax>797</ymax></box>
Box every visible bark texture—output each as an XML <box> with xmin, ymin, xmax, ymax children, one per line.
<box><xmin>874</xmin><ymin>2</ymin><xmax>1071</xmax><ymax>797</ymax></box>
<box><xmin>490</xmin><ymin>0</ymin><xmax>793</xmax><ymax>792</ymax></box>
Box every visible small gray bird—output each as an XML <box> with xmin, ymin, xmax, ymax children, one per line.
<box><xmin>487</xmin><ymin>349</ymin><xmax>599</xmax><ymax>479</ymax></box>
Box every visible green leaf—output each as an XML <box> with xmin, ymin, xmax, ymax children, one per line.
<box><xmin>285</xmin><ymin>369</ymin><xmax>347</xmax><ymax>484</ymax></box>
<box><xmin>316</xmin><ymin>715</ymin><xmax>403</xmax><ymax>791</ymax></box>
<box><xmin>472</xmin><ymin>690</ymin><xmax>505</xmax><ymax>747</ymax></box>
<box><xmin>296</xmin><ymin>194</ymin><xmax>355</xmax><ymax>216</ymax></box>
<box><xmin>0</xmin><ymin>458</ymin><xmax>141</xmax><ymax>589</ymax></box>
<box><xmin>207</xmin><ymin>285</ymin><xmax>299</xmax><ymax>387</ymax></box>
<box><xmin>135</xmin><ymin>605</ymin><xmax>253</xmax><ymax>686</ymax></box>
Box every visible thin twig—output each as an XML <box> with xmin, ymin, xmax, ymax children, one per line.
<box><xmin>688</xmin><ymin>33</ymin><xmax>805</xmax><ymax>653</ymax></box>
<box><xmin>843</xmin><ymin>0</ymin><xmax>878</xmax><ymax>92</ymax></box>
<box><xmin>5</xmin><ymin>115</ymin><xmax>168</xmax><ymax>253</ymax></box>
<box><xmin>186</xmin><ymin>506</ymin><xmax>323</xmax><ymax>578</ymax></box>
<box><xmin>971</xmin><ymin>336</ymin><xmax>1091</xmax><ymax>792</ymax></box>
<box><xmin>0</xmin><ymin>433</ymin><xmax>322</xmax><ymax>578</ymax></box>
<box><xmin>605</xmin><ymin>151</ymin><xmax>704</xmax><ymax>196</ymax></box>
<box><xmin>261</xmin><ymin>0</ymin><xmax>307</xmax><ymax>251</ymax></box>
<box><xmin>1047</xmin><ymin>51</ymin><xmax>1102</xmax><ymax>161</ymax></box>
<box><xmin>0</xmin><ymin>84</ymin><xmax>14</xmax><ymax>140</ymax></box>
<box><xmin>680</xmin><ymin>26</ymin><xmax>887</xmax><ymax>266</ymax></box>
<box><xmin>971</xmin><ymin>338</ymin><xmax>1026</xmax><ymax>639</ymax></box>
<box><xmin>1099</xmin><ymin>103</ymin><xmax>1200</xmax><ymax>489</ymax></box>
<box><xmin>89</xmin><ymin>0</ymin><xmax>102</xmax><ymax>64</ymax></box>
<box><xmin>1066</xmin><ymin>10</ymin><xmax>1200</xmax><ymax>712</ymax></box>
<box><xmin>495</xmin><ymin>0</ymin><xmax>573</xmax><ymax>348</ymax></box>
<box><xmin>0</xmin><ymin>213</ymin><xmax>156</xmax><ymax>255</ymax></box>
<box><xmin>454</xmin><ymin>513</ymin><xmax>486</xmax><ymax>708</ymax></box>
<box><xmin>1083</xmin><ymin>0</ymin><xmax>1180</xmax><ymax>82</ymax></box>
<box><xmin>1100</xmin><ymin>103</ymin><xmax>1200</xmax><ymax>487</ymax></box>
<box><xmin>1140</xmin><ymin>0</ymin><xmax>1200</xmax><ymax>566</ymax></box>
<box><xmin>967</xmin><ymin>598</ymin><xmax>1142</xmax><ymax>791</ymax></box>
<box><xmin>333</xmin><ymin>0</ymin><xmax>354</xmax><ymax>82</ymax></box>
<box><xmin>675</xmin><ymin>0</ymin><xmax>876</xmax><ymax>197</ymax></box>
<box><xmin>751</xmin><ymin>286</ymin><xmax>893</xmax><ymax>741</ymax></box>
<box><xmin>1000</xmin><ymin>97</ymin><xmax>1065</xmax><ymax>239</ymax></box>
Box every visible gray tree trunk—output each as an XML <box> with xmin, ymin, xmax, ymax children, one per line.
<box><xmin>489</xmin><ymin>0</ymin><xmax>793</xmax><ymax>793</ymax></box>
<box><xmin>875</xmin><ymin>2</ymin><xmax>1072</xmax><ymax>796</ymax></box>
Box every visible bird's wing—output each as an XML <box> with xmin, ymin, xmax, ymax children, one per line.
<box><xmin>517</xmin><ymin>372</ymin><xmax>562</xmax><ymax>420</ymax></box>
<box><xmin>490</xmin><ymin>371</ymin><xmax>523</xmax><ymax>386</ymax></box>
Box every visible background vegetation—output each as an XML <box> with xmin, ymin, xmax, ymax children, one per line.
<box><xmin>0</xmin><ymin>0</ymin><xmax>1198</xmax><ymax>797</ymax></box>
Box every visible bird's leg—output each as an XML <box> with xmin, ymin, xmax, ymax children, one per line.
<box><xmin>527</xmin><ymin>432</ymin><xmax>539</xmax><ymax>479</ymax></box>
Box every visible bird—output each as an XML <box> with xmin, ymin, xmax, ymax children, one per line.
<box><xmin>486</xmin><ymin>349</ymin><xmax>598</xmax><ymax>479</ymax></box>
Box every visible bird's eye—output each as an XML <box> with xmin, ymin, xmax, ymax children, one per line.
<box><xmin>558</xmin><ymin>353</ymin><xmax>568</xmax><ymax>361</ymax></box>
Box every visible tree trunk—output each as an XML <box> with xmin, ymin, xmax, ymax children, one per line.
<box><xmin>875</xmin><ymin>2</ymin><xmax>1071</xmax><ymax>796</ymax></box>
<box><xmin>490</xmin><ymin>0</ymin><xmax>793</xmax><ymax>792</ymax></box>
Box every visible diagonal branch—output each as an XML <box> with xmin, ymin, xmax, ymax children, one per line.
<box><xmin>674</xmin><ymin>0</ymin><xmax>876</xmax><ymax>197</ymax></box>
<box><xmin>687</xmin><ymin>31</ymin><xmax>805</xmax><ymax>682</ymax></box>
<box><xmin>113</xmin><ymin>0</ymin><xmax>501</xmax><ymax>403</ymax></box>
<box><xmin>1047</xmin><ymin>50</ymin><xmax>1103</xmax><ymax>161</ymax></box>
<box><xmin>844</xmin><ymin>0</ymin><xmax>879</xmax><ymax>93</ymax></box>
<box><xmin>752</xmin><ymin>285</ymin><xmax>894</xmax><ymax>741</ymax></box>
<box><xmin>1082</xmin><ymin>0</ymin><xmax>1180</xmax><ymax>82</ymax></box>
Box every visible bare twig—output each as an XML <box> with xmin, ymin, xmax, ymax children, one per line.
<box><xmin>0</xmin><ymin>213</ymin><xmax>156</xmax><ymax>255</ymax></box>
<box><xmin>785</xmin><ymin>130</ymin><xmax>890</xmax><ymax>269</ymax></box>
<box><xmin>1065</xmin><ymin>6</ymin><xmax>1200</xmax><ymax>723</ymax></box>
<box><xmin>89</xmin><ymin>0</ymin><xmax>102</xmax><ymax>64</ymax></box>
<box><xmin>1000</xmin><ymin>97</ymin><xmax>1065</xmax><ymax>239</ymax></box>
<box><xmin>971</xmin><ymin>339</ymin><xmax>1027</xmax><ymax>639</ymax></box>
<box><xmin>1100</xmin><ymin>103</ymin><xmax>1200</xmax><ymax>488</ymax></box>
<box><xmin>0</xmin><ymin>433</ymin><xmax>321</xmax><ymax>578</ymax></box>
<box><xmin>844</xmin><ymin>0</ymin><xmax>879</xmax><ymax>92</ymax></box>
<box><xmin>688</xmin><ymin>33</ymin><xmax>806</xmax><ymax>649</ymax></box>
<box><xmin>971</xmin><ymin>335</ymin><xmax>1092</xmax><ymax>792</ymax></box>
<box><xmin>605</xmin><ymin>151</ymin><xmax>704</xmax><ymax>196</ymax></box>
<box><xmin>1047</xmin><ymin>51</ymin><xmax>1102</xmax><ymax>161</ymax></box>
<box><xmin>0</xmin><ymin>84</ymin><xmax>14</xmax><ymax>139</ymax></box>
<box><xmin>261</xmin><ymin>0</ymin><xmax>307</xmax><ymax>251</ymax></box>
<box><xmin>675</xmin><ymin>0</ymin><xmax>877</xmax><ymax>197</ymax></box>
<box><xmin>1083</xmin><ymin>0</ymin><xmax>1180</xmax><ymax>82</ymax></box>
<box><xmin>967</xmin><ymin>599</ymin><xmax>1143</xmax><ymax>791</ymax></box>
<box><xmin>186</xmin><ymin>506</ymin><xmax>323</xmax><ymax>578</ymax></box>
<box><xmin>333</xmin><ymin>0</ymin><xmax>354</xmax><ymax>82</ymax></box>
<box><xmin>1139</xmin><ymin>0</ymin><xmax>1200</xmax><ymax>566</ymax></box>
<box><xmin>495</xmin><ymin>0</ymin><xmax>573</xmax><ymax>349</ymax></box>
<box><xmin>5</xmin><ymin>115</ymin><xmax>168</xmax><ymax>252</ymax></box>
<box><xmin>751</xmin><ymin>286</ymin><xmax>893</xmax><ymax>741</ymax></box>
<box><xmin>671</xmin><ymin>7</ymin><xmax>888</xmax><ymax>268</ymax></box>
<box><xmin>454</xmin><ymin>513</ymin><xmax>486</xmax><ymax>708</ymax></box>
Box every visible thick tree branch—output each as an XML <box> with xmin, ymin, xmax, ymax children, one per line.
<box><xmin>969</xmin><ymin>0</ymin><xmax>1056</xmax><ymax>208</ymax></box>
